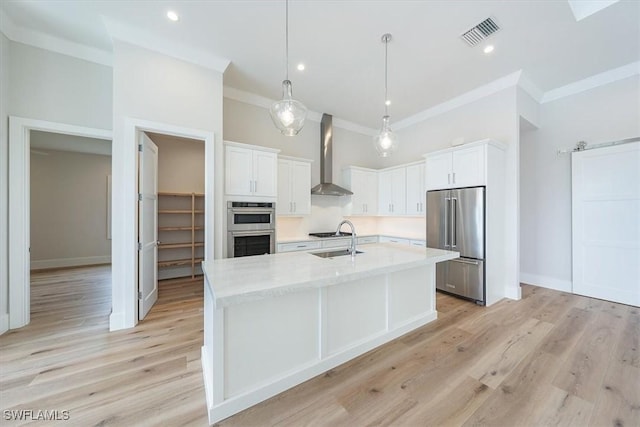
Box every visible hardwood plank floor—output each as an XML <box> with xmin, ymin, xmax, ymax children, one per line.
<box><xmin>1</xmin><ymin>266</ymin><xmax>638</xmax><ymax>426</ymax></box>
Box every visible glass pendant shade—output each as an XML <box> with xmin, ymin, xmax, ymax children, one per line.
<box><xmin>373</xmin><ymin>115</ymin><xmax>398</xmax><ymax>157</ymax></box>
<box><xmin>270</xmin><ymin>80</ymin><xmax>307</xmax><ymax>136</ymax></box>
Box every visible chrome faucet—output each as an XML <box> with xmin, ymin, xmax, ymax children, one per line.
<box><xmin>336</xmin><ymin>220</ymin><xmax>357</xmax><ymax>257</ymax></box>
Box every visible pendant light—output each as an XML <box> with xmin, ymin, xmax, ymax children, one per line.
<box><xmin>270</xmin><ymin>0</ymin><xmax>307</xmax><ymax>136</ymax></box>
<box><xmin>373</xmin><ymin>33</ymin><xmax>398</xmax><ymax>157</ymax></box>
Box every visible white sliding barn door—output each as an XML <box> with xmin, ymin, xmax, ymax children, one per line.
<box><xmin>138</xmin><ymin>134</ymin><xmax>159</xmax><ymax>319</ymax></box>
<box><xmin>572</xmin><ymin>141</ymin><xmax>640</xmax><ymax>306</ymax></box>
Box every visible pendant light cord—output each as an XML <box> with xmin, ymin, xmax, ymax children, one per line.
<box><xmin>384</xmin><ymin>38</ymin><xmax>388</xmax><ymax>116</ymax></box>
<box><xmin>285</xmin><ymin>0</ymin><xmax>289</xmax><ymax>81</ymax></box>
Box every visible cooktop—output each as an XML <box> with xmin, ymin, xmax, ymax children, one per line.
<box><xmin>309</xmin><ymin>231</ymin><xmax>353</xmax><ymax>238</ymax></box>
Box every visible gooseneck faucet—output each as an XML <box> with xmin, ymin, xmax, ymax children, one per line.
<box><xmin>336</xmin><ymin>220</ymin><xmax>357</xmax><ymax>257</ymax></box>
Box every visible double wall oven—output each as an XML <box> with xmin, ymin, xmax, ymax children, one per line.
<box><xmin>227</xmin><ymin>201</ymin><xmax>275</xmax><ymax>257</ymax></box>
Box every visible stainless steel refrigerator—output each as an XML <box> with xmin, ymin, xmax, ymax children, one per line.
<box><xmin>426</xmin><ymin>186</ymin><xmax>485</xmax><ymax>304</ymax></box>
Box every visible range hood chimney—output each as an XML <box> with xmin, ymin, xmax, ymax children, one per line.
<box><xmin>310</xmin><ymin>114</ymin><xmax>354</xmax><ymax>196</ymax></box>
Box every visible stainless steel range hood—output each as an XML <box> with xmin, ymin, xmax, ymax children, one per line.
<box><xmin>310</xmin><ymin>114</ymin><xmax>353</xmax><ymax>196</ymax></box>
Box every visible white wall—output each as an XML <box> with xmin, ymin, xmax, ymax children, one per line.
<box><xmin>30</xmin><ymin>149</ymin><xmax>112</xmax><ymax>269</ymax></box>
<box><xmin>111</xmin><ymin>41</ymin><xmax>223</xmax><ymax>330</ymax></box>
<box><xmin>8</xmin><ymin>41</ymin><xmax>112</xmax><ymax>130</ymax></box>
<box><xmin>1</xmin><ymin>39</ymin><xmax>112</xmax><ymax>334</ymax></box>
<box><xmin>0</xmin><ymin>33</ymin><xmax>10</xmax><ymax>333</ymax></box>
<box><xmin>147</xmin><ymin>133</ymin><xmax>205</xmax><ymax>194</ymax></box>
<box><xmin>520</xmin><ymin>76</ymin><xmax>640</xmax><ymax>292</ymax></box>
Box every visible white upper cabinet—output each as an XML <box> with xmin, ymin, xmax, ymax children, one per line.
<box><xmin>405</xmin><ymin>162</ymin><xmax>426</xmax><ymax>216</ymax></box>
<box><xmin>277</xmin><ymin>157</ymin><xmax>312</xmax><ymax>215</ymax></box>
<box><xmin>378</xmin><ymin>167</ymin><xmax>406</xmax><ymax>216</ymax></box>
<box><xmin>343</xmin><ymin>167</ymin><xmax>378</xmax><ymax>216</ymax></box>
<box><xmin>425</xmin><ymin>140</ymin><xmax>504</xmax><ymax>190</ymax></box>
<box><xmin>225</xmin><ymin>142</ymin><xmax>279</xmax><ymax>198</ymax></box>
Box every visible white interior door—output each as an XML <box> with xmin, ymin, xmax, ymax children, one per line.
<box><xmin>138</xmin><ymin>133</ymin><xmax>159</xmax><ymax>319</ymax></box>
<box><xmin>572</xmin><ymin>141</ymin><xmax>640</xmax><ymax>306</ymax></box>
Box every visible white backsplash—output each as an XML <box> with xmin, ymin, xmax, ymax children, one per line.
<box><xmin>276</xmin><ymin>196</ymin><xmax>425</xmax><ymax>241</ymax></box>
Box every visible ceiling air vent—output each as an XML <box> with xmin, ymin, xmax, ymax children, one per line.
<box><xmin>460</xmin><ymin>17</ymin><xmax>501</xmax><ymax>46</ymax></box>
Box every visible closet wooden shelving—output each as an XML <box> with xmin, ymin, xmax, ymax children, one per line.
<box><xmin>157</xmin><ymin>192</ymin><xmax>204</xmax><ymax>280</ymax></box>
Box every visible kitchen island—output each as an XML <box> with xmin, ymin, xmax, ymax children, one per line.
<box><xmin>201</xmin><ymin>243</ymin><xmax>459</xmax><ymax>424</ymax></box>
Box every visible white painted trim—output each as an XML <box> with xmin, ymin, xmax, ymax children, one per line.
<box><xmin>0</xmin><ymin>313</ymin><xmax>8</xmax><ymax>335</ymax></box>
<box><xmin>8</xmin><ymin>117</ymin><xmax>111</xmax><ymax>330</ymax></box>
<box><xmin>111</xmin><ymin>118</ymin><xmax>215</xmax><ymax>331</ymax></box>
<box><xmin>31</xmin><ymin>256</ymin><xmax>111</xmax><ymax>271</ymax></box>
<box><xmin>0</xmin><ymin>9</ymin><xmax>112</xmax><ymax>66</ymax></box>
<box><xmin>223</xmin><ymin>86</ymin><xmax>378</xmax><ymax>137</ymax></box>
<box><xmin>394</xmin><ymin>71</ymin><xmax>522</xmax><ymax>130</ymax></box>
<box><xmin>542</xmin><ymin>61</ymin><xmax>640</xmax><ymax>103</ymax></box>
<box><xmin>517</xmin><ymin>73</ymin><xmax>545</xmax><ymax>103</ymax></box>
<box><xmin>520</xmin><ymin>272</ymin><xmax>572</xmax><ymax>293</ymax></box>
<box><xmin>103</xmin><ymin>18</ymin><xmax>229</xmax><ymax>74</ymax></box>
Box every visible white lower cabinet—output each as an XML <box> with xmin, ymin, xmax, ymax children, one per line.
<box><xmin>277</xmin><ymin>241</ymin><xmax>321</xmax><ymax>253</ymax></box>
<box><xmin>379</xmin><ymin>236</ymin><xmax>411</xmax><ymax>245</ymax></box>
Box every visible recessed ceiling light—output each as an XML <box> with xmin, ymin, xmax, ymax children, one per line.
<box><xmin>483</xmin><ymin>45</ymin><xmax>494</xmax><ymax>54</ymax></box>
<box><xmin>167</xmin><ymin>11</ymin><xmax>179</xmax><ymax>22</ymax></box>
<box><xmin>297</xmin><ymin>63</ymin><xmax>305</xmax><ymax>71</ymax></box>
<box><xmin>385</xmin><ymin>100</ymin><xmax>391</xmax><ymax>106</ymax></box>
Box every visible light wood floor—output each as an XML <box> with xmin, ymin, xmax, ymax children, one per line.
<box><xmin>1</xmin><ymin>266</ymin><xmax>638</xmax><ymax>426</ymax></box>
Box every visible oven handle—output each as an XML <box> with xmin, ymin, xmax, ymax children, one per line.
<box><xmin>228</xmin><ymin>229</ymin><xmax>275</xmax><ymax>237</ymax></box>
<box><xmin>229</xmin><ymin>209</ymin><xmax>275</xmax><ymax>215</ymax></box>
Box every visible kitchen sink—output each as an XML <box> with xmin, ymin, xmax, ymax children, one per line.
<box><xmin>311</xmin><ymin>249</ymin><xmax>364</xmax><ymax>258</ymax></box>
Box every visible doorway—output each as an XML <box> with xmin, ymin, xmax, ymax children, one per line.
<box><xmin>138</xmin><ymin>131</ymin><xmax>205</xmax><ymax>320</ymax></box>
<box><xmin>8</xmin><ymin>117</ymin><xmax>112</xmax><ymax>330</ymax></box>
<box><xmin>29</xmin><ymin>131</ymin><xmax>113</xmax><ymax>323</ymax></box>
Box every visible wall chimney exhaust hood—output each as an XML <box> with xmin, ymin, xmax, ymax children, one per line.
<box><xmin>310</xmin><ymin>114</ymin><xmax>354</xmax><ymax>196</ymax></box>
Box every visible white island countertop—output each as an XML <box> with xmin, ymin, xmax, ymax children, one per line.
<box><xmin>203</xmin><ymin>243</ymin><xmax>459</xmax><ymax>308</ymax></box>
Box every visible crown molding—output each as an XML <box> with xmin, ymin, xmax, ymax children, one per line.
<box><xmin>517</xmin><ymin>72</ymin><xmax>544</xmax><ymax>102</ymax></box>
<box><xmin>223</xmin><ymin>85</ymin><xmax>378</xmax><ymax>136</ymax></box>
<box><xmin>394</xmin><ymin>70</ymin><xmax>522</xmax><ymax>130</ymax></box>
<box><xmin>0</xmin><ymin>9</ymin><xmax>112</xmax><ymax>66</ymax></box>
<box><xmin>541</xmin><ymin>61</ymin><xmax>639</xmax><ymax>103</ymax></box>
<box><xmin>103</xmin><ymin>17</ymin><xmax>230</xmax><ymax>74</ymax></box>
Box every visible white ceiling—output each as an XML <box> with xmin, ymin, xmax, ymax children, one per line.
<box><xmin>2</xmin><ymin>1</ymin><xmax>638</xmax><ymax>129</ymax></box>
<box><xmin>30</xmin><ymin>131</ymin><xmax>112</xmax><ymax>156</ymax></box>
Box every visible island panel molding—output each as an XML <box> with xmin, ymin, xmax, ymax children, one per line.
<box><xmin>201</xmin><ymin>243</ymin><xmax>458</xmax><ymax>423</ymax></box>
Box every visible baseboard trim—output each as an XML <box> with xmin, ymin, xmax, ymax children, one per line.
<box><xmin>0</xmin><ymin>313</ymin><xmax>9</xmax><ymax>335</ymax></box>
<box><xmin>520</xmin><ymin>272</ymin><xmax>572</xmax><ymax>293</ymax></box>
<box><xmin>109</xmin><ymin>311</ymin><xmax>126</xmax><ymax>331</ymax></box>
<box><xmin>31</xmin><ymin>256</ymin><xmax>111</xmax><ymax>270</ymax></box>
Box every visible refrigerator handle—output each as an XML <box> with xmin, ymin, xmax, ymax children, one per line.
<box><xmin>444</xmin><ymin>197</ymin><xmax>450</xmax><ymax>248</ymax></box>
<box><xmin>451</xmin><ymin>197</ymin><xmax>457</xmax><ymax>247</ymax></box>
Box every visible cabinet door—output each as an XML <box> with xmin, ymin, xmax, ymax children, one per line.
<box><xmin>345</xmin><ymin>169</ymin><xmax>377</xmax><ymax>215</ymax></box>
<box><xmin>362</xmin><ymin>171</ymin><xmax>378</xmax><ymax>215</ymax></box>
<box><xmin>349</xmin><ymin>169</ymin><xmax>367</xmax><ymax>215</ymax></box>
<box><xmin>378</xmin><ymin>170</ymin><xmax>394</xmax><ymax>215</ymax></box>
<box><xmin>290</xmin><ymin>161</ymin><xmax>311</xmax><ymax>215</ymax></box>
<box><xmin>390</xmin><ymin>168</ymin><xmax>406</xmax><ymax>215</ymax></box>
<box><xmin>253</xmin><ymin>150</ymin><xmax>278</xmax><ymax>197</ymax></box>
<box><xmin>452</xmin><ymin>145</ymin><xmax>485</xmax><ymax>187</ymax></box>
<box><xmin>406</xmin><ymin>163</ymin><xmax>425</xmax><ymax>215</ymax></box>
<box><xmin>425</xmin><ymin>152</ymin><xmax>452</xmax><ymax>190</ymax></box>
<box><xmin>225</xmin><ymin>146</ymin><xmax>253</xmax><ymax>196</ymax></box>
<box><xmin>277</xmin><ymin>159</ymin><xmax>292</xmax><ymax>214</ymax></box>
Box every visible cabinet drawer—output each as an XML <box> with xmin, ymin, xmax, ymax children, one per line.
<box><xmin>322</xmin><ymin>238</ymin><xmax>351</xmax><ymax>249</ymax></box>
<box><xmin>277</xmin><ymin>241</ymin><xmax>322</xmax><ymax>253</ymax></box>
<box><xmin>357</xmin><ymin>236</ymin><xmax>378</xmax><ymax>244</ymax></box>
<box><xmin>410</xmin><ymin>240</ymin><xmax>426</xmax><ymax>247</ymax></box>
<box><xmin>379</xmin><ymin>236</ymin><xmax>411</xmax><ymax>245</ymax></box>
